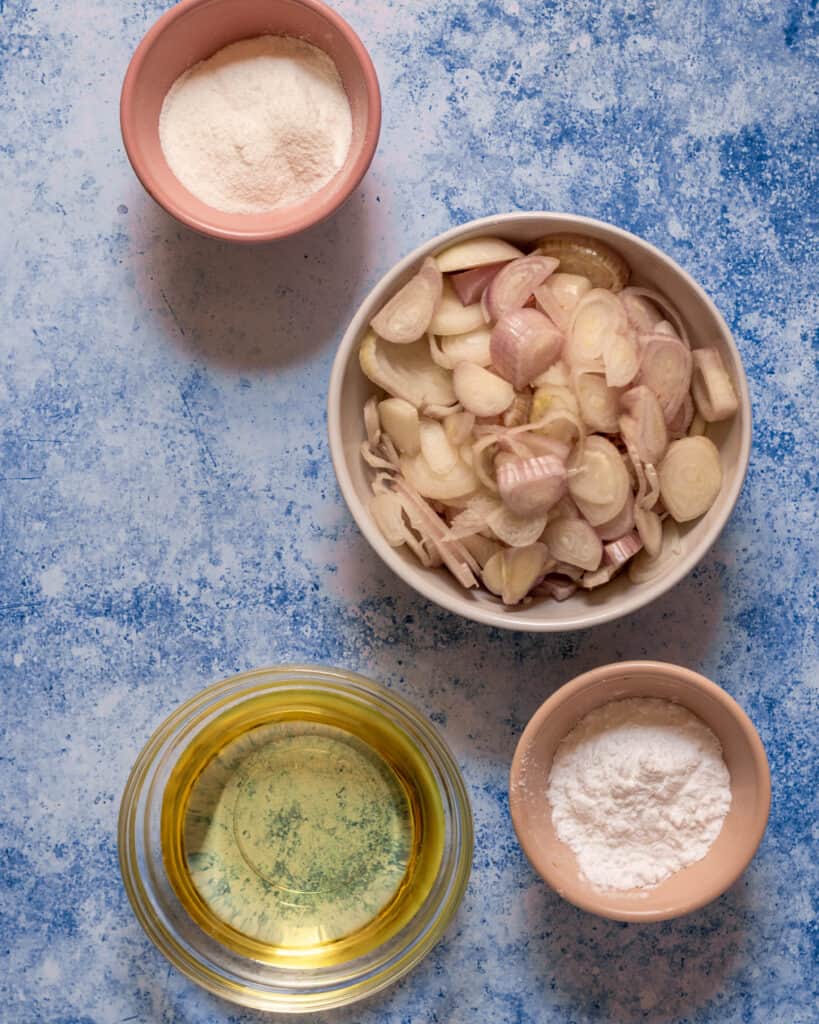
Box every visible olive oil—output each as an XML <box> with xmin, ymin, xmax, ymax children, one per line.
<box><xmin>161</xmin><ymin>687</ymin><xmax>445</xmax><ymax>968</ymax></box>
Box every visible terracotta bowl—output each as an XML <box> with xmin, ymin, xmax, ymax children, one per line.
<box><xmin>327</xmin><ymin>212</ymin><xmax>752</xmax><ymax>632</ymax></box>
<box><xmin>120</xmin><ymin>0</ymin><xmax>381</xmax><ymax>242</ymax></box>
<box><xmin>509</xmin><ymin>661</ymin><xmax>770</xmax><ymax>922</ymax></box>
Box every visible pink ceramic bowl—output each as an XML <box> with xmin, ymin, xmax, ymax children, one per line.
<box><xmin>120</xmin><ymin>0</ymin><xmax>381</xmax><ymax>242</ymax></box>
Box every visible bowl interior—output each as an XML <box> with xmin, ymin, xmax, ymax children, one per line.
<box><xmin>329</xmin><ymin>213</ymin><xmax>751</xmax><ymax>631</ymax></box>
<box><xmin>121</xmin><ymin>0</ymin><xmax>379</xmax><ymax>240</ymax></box>
<box><xmin>509</xmin><ymin>663</ymin><xmax>770</xmax><ymax>921</ymax></box>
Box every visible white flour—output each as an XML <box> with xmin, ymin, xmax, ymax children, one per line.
<box><xmin>546</xmin><ymin>697</ymin><xmax>731</xmax><ymax>890</ymax></box>
<box><xmin>159</xmin><ymin>36</ymin><xmax>352</xmax><ymax>214</ymax></box>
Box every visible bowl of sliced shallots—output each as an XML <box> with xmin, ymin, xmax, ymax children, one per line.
<box><xmin>328</xmin><ymin>213</ymin><xmax>751</xmax><ymax>631</ymax></box>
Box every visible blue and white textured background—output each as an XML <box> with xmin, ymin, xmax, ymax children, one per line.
<box><xmin>1</xmin><ymin>1</ymin><xmax>817</xmax><ymax>1022</ymax></box>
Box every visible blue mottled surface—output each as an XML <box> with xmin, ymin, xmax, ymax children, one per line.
<box><xmin>1</xmin><ymin>1</ymin><xmax>817</xmax><ymax>1021</ymax></box>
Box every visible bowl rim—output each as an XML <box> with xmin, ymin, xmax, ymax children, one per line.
<box><xmin>327</xmin><ymin>211</ymin><xmax>753</xmax><ymax>631</ymax></box>
<box><xmin>508</xmin><ymin>659</ymin><xmax>771</xmax><ymax>922</ymax></box>
<box><xmin>117</xmin><ymin>663</ymin><xmax>473</xmax><ymax>1012</ymax></box>
<box><xmin>119</xmin><ymin>0</ymin><xmax>381</xmax><ymax>243</ymax></box>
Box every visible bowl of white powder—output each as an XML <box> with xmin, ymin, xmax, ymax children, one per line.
<box><xmin>509</xmin><ymin>661</ymin><xmax>770</xmax><ymax>921</ymax></box>
<box><xmin>121</xmin><ymin>0</ymin><xmax>380</xmax><ymax>241</ymax></box>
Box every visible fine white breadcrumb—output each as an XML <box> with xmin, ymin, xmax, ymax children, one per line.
<box><xmin>546</xmin><ymin>697</ymin><xmax>732</xmax><ymax>891</ymax></box>
<box><xmin>159</xmin><ymin>36</ymin><xmax>352</xmax><ymax>214</ymax></box>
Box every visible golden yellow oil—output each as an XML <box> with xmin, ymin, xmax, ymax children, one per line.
<box><xmin>161</xmin><ymin>687</ymin><xmax>445</xmax><ymax>968</ymax></box>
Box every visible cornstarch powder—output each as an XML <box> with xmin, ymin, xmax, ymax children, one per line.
<box><xmin>159</xmin><ymin>36</ymin><xmax>353</xmax><ymax>214</ymax></box>
<box><xmin>546</xmin><ymin>698</ymin><xmax>731</xmax><ymax>890</ymax></box>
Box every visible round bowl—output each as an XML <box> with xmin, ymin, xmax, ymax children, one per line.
<box><xmin>118</xmin><ymin>665</ymin><xmax>472</xmax><ymax>1012</ymax></box>
<box><xmin>120</xmin><ymin>0</ymin><xmax>381</xmax><ymax>242</ymax></box>
<box><xmin>509</xmin><ymin>661</ymin><xmax>770</xmax><ymax>921</ymax></box>
<box><xmin>327</xmin><ymin>212</ymin><xmax>752</xmax><ymax>632</ymax></box>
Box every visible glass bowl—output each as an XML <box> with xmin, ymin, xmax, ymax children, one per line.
<box><xmin>118</xmin><ymin>665</ymin><xmax>473</xmax><ymax>1012</ymax></box>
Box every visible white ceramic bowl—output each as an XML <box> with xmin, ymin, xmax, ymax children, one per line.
<box><xmin>327</xmin><ymin>213</ymin><xmax>751</xmax><ymax>632</ymax></box>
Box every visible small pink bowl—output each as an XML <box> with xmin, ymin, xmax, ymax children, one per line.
<box><xmin>120</xmin><ymin>0</ymin><xmax>381</xmax><ymax>242</ymax></box>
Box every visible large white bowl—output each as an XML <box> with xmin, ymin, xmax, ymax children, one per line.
<box><xmin>327</xmin><ymin>213</ymin><xmax>751</xmax><ymax>632</ymax></box>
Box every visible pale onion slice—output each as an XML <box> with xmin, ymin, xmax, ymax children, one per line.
<box><xmin>419</xmin><ymin>419</ymin><xmax>458</xmax><ymax>476</ymax></box>
<box><xmin>360</xmin><ymin>331</ymin><xmax>455</xmax><ymax>408</ymax></box>
<box><xmin>634</xmin><ymin>505</ymin><xmax>662</xmax><ymax>558</ymax></box>
<box><xmin>453</xmin><ymin>362</ymin><xmax>515</xmax><ymax>417</ymax></box>
<box><xmin>691</xmin><ymin>348</ymin><xmax>739</xmax><ymax>422</ymax></box>
<box><xmin>638</xmin><ymin>334</ymin><xmax>693</xmax><ymax>422</ymax></box>
<box><xmin>531</xmin><ymin>382</ymin><xmax>579</xmax><ymax>421</ymax></box>
<box><xmin>429</xmin><ymin>279</ymin><xmax>486</xmax><ymax>335</ymax></box>
<box><xmin>361</xmin><ymin>441</ymin><xmax>398</xmax><ymax>472</ymax></box>
<box><xmin>435</xmin><ymin>236</ymin><xmax>523</xmax><ymax>273</ymax></box>
<box><xmin>573</xmin><ymin>371</ymin><xmax>620</xmax><ymax>433</ymax></box>
<box><xmin>621</xmin><ymin>286</ymin><xmax>690</xmax><ymax>348</ymax></box>
<box><xmin>421</xmin><ymin>401</ymin><xmax>461</xmax><ymax>419</ymax></box>
<box><xmin>620</xmin><ymin>289</ymin><xmax>663</xmax><ymax>334</ymax></box>
<box><xmin>444</xmin><ymin>410</ymin><xmax>475</xmax><ymax>446</ymax></box>
<box><xmin>364</xmin><ymin>395</ymin><xmax>381</xmax><ymax>446</ymax></box>
<box><xmin>619</xmin><ymin>385</ymin><xmax>668</xmax><ymax>465</ymax></box>
<box><xmin>370</xmin><ymin>492</ymin><xmax>407</xmax><ymax>546</ymax></box>
<box><xmin>565</xmin><ymin>289</ymin><xmax>628</xmax><ymax>371</ymax></box>
<box><xmin>628</xmin><ymin>518</ymin><xmax>682</xmax><ymax>583</ymax></box>
<box><xmin>487</xmin><ymin>504</ymin><xmax>548</xmax><ymax>547</ymax></box>
<box><xmin>550</xmin><ymin>495</ymin><xmax>582</xmax><ymax>520</ymax></box>
<box><xmin>460</xmin><ymin>533</ymin><xmax>502</xmax><ymax>568</ymax></box>
<box><xmin>440</xmin><ymin>326</ymin><xmax>493</xmax><ymax>367</ymax></box>
<box><xmin>370</xmin><ymin>257</ymin><xmax>443</xmax><ymax>344</ymax></box>
<box><xmin>532</xmin><ymin>359</ymin><xmax>571</xmax><ymax>389</ymax></box>
<box><xmin>568</xmin><ymin>435</ymin><xmax>631</xmax><ymax>526</ymax></box>
<box><xmin>603</xmin><ymin>531</ymin><xmax>642</xmax><ymax>567</ymax></box>
<box><xmin>451</xmin><ymin>262</ymin><xmax>507</xmax><ymax>306</ymax></box>
<box><xmin>534</xmin><ymin>272</ymin><xmax>593</xmax><ymax>330</ymax></box>
<box><xmin>507</xmin><ymin>432</ymin><xmax>570</xmax><ymax>461</ymax></box>
<box><xmin>642</xmin><ymin>462</ymin><xmax>661</xmax><ymax>510</ymax></box>
<box><xmin>490</xmin><ymin>308</ymin><xmax>564</xmax><ymax>390</ymax></box>
<box><xmin>400</xmin><ymin>452</ymin><xmax>478</xmax><ymax>501</ymax></box>
<box><xmin>580</xmin><ymin>563</ymin><xmax>620</xmax><ymax>588</ymax></box>
<box><xmin>378</xmin><ymin>397</ymin><xmax>420</xmax><ymax>455</ymax></box>
<box><xmin>602</xmin><ymin>328</ymin><xmax>640</xmax><ymax>387</ymax></box>
<box><xmin>667</xmin><ymin>392</ymin><xmax>695</xmax><ymax>440</ymax></box>
<box><xmin>496</xmin><ymin>454</ymin><xmax>567</xmax><ymax>517</ymax></box>
<box><xmin>392</xmin><ymin>478</ymin><xmax>480</xmax><ymax>588</ymax></box>
<box><xmin>544</xmin><ymin>517</ymin><xmax>603</xmax><ymax>571</ymax></box>
<box><xmin>483</xmin><ymin>543</ymin><xmax>550</xmax><ymax>605</ymax></box>
<box><xmin>482</xmin><ymin>254</ymin><xmax>558</xmax><ymax>322</ymax></box>
<box><xmin>534</xmin><ymin>233</ymin><xmax>630</xmax><ymax>291</ymax></box>
<box><xmin>658</xmin><ymin>436</ymin><xmax>722</xmax><ymax>522</ymax></box>
<box><xmin>595</xmin><ymin>491</ymin><xmax>635</xmax><ymax>541</ymax></box>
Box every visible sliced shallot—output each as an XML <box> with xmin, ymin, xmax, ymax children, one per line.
<box><xmin>621</xmin><ymin>286</ymin><xmax>690</xmax><ymax>348</ymax></box>
<box><xmin>444</xmin><ymin>410</ymin><xmax>476</xmax><ymax>446</ymax></box>
<box><xmin>429</xmin><ymin>279</ymin><xmax>486</xmax><ymax>336</ymax></box>
<box><xmin>419</xmin><ymin>419</ymin><xmax>459</xmax><ymax>476</ymax></box>
<box><xmin>490</xmin><ymin>308</ymin><xmax>563</xmax><ymax>389</ymax></box>
<box><xmin>453</xmin><ymin>362</ymin><xmax>515</xmax><ymax>417</ymax></box>
<box><xmin>434</xmin><ymin>326</ymin><xmax>493</xmax><ymax>368</ymax></box>
<box><xmin>634</xmin><ymin>505</ymin><xmax>662</xmax><ymax>558</ymax></box>
<box><xmin>620</xmin><ymin>385</ymin><xmax>668</xmax><ymax>465</ymax></box>
<box><xmin>400</xmin><ymin>451</ymin><xmax>478</xmax><ymax>501</ymax></box>
<box><xmin>667</xmin><ymin>392</ymin><xmax>695</xmax><ymax>439</ymax></box>
<box><xmin>603</xmin><ymin>530</ymin><xmax>643</xmax><ymax>567</ymax></box>
<box><xmin>574</xmin><ymin>371</ymin><xmax>620</xmax><ymax>434</ymax></box>
<box><xmin>435</xmin><ymin>236</ymin><xmax>523</xmax><ymax>273</ymax></box>
<box><xmin>544</xmin><ymin>517</ymin><xmax>603</xmax><ymax>571</ymax></box>
<box><xmin>595</xmin><ymin>491</ymin><xmax>635</xmax><ymax>541</ymax></box>
<box><xmin>360</xmin><ymin>331</ymin><xmax>455</xmax><ymax>408</ymax></box>
<box><xmin>534</xmin><ymin>272</ymin><xmax>593</xmax><ymax>330</ymax></box>
<box><xmin>637</xmin><ymin>334</ymin><xmax>693</xmax><ymax>422</ymax></box>
<box><xmin>378</xmin><ymin>397</ymin><xmax>420</xmax><ymax>455</ymax></box>
<box><xmin>629</xmin><ymin>518</ymin><xmax>682</xmax><ymax>584</ymax></box>
<box><xmin>451</xmin><ymin>262</ymin><xmax>507</xmax><ymax>306</ymax></box>
<box><xmin>483</xmin><ymin>543</ymin><xmax>550</xmax><ymax>605</ymax></box>
<box><xmin>370</xmin><ymin>491</ymin><xmax>407</xmax><ymax>547</ymax></box>
<box><xmin>658</xmin><ymin>435</ymin><xmax>722</xmax><ymax>522</ymax></box>
<box><xmin>496</xmin><ymin>454</ymin><xmax>567</xmax><ymax>516</ymax></box>
<box><xmin>538</xmin><ymin>575</ymin><xmax>578</xmax><ymax>601</ymax></box>
<box><xmin>364</xmin><ymin>395</ymin><xmax>381</xmax><ymax>446</ymax></box>
<box><xmin>567</xmin><ymin>435</ymin><xmax>631</xmax><ymax>526</ymax></box>
<box><xmin>565</xmin><ymin>288</ymin><xmax>628</xmax><ymax>371</ymax></box>
<box><xmin>482</xmin><ymin>254</ymin><xmax>558</xmax><ymax>322</ymax></box>
<box><xmin>534</xmin><ymin>233</ymin><xmax>630</xmax><ymax>291</ymax></box>
<box><xmin>691</xmin><ymin>348</ymin><xmax>739</xmax><ymax>422</ymax></box>
<box><xmin>370</xmin><ymin>257</ymin><xmax>443</xmax><ymax>344</ymax></box>
<box><xmin>487</xmin><ymin>503</ymin><xmax>548</xmax><ymax>547</ymax></box>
